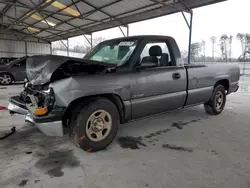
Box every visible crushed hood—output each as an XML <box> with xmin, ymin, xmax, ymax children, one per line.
<box><xmin>26</xmin><ymin>55</ymin><xmax>115</xmax><ymax>85</ymax></box>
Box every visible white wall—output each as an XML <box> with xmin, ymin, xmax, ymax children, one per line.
<box><xmin>0</xmin><ymin>39</ymin><xmax>51</xmax><ymax>58</ymax></box>
<box><xmin>27</xmin><ymin>42</ymin><xmax>50</xmax><ymax>56</ymax></box>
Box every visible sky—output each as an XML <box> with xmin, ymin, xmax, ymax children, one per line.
<box><xmin>67</xmin><ymin>0</ymin><xmax>250</xmax><ymax>58</ymax></box>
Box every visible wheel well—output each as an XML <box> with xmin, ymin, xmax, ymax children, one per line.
<box><xmin>0</xmin><ymin>72</ymin><xmax>13</xmax><ymax>77</ymax></box>
<box><xmin>216</xmin><ymin>79</ymin><xmax>229</xmax><ymax>91</ymax></box>
<box><xmin>0</xmin><ymin>72</ymin><xmax>14</xmax><ymax>81</ymax></box>
<box><xmin>62</xmin><ymin>94</ymin><xmax>125</xmax><ymax>127</ymax></box>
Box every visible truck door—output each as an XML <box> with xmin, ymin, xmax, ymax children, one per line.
<box><xmin>130</xmin><ymin>41</ymin><xmax>187</xmax><ymax>119</ymax></box>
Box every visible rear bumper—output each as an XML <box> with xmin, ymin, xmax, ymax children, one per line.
<box><xmin>25</xmin><ymin>113</ymin><xmax>64</xmax><ymax>136</ymax></box>
<box><xmin>228</xmin><ymin>81</ymin><xmax>239</xmax><ymax>94</ymax></box>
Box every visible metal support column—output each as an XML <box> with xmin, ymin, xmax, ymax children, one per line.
<box><xmin>188</xmin><ymin>11</ymin><xmax>193</xmax><ymax>65</ymax></box>
<box><xmin>83</xmin><ymin>34</ymin><xmax>92</xmax><ymax>50</ymax></box>
<box><xmin>90</xmin><ymin>33</ymin><xmax>93</xmax><ymax>49</ymax></box>
<box><xmin>67</xmin><ymin>38</ymin><xmax>69</xmax><ymax>57</ymax></box>
<box><xmin>50</xmin><ymin>43</ymin><xmax>52</xmax><ymax>55</ymax></box>
<box><xmin>181</xmin><ymin>10</ymin><xmax>193</xmax><ymax>64</ymax></box>
<box><xmin>119</xmin><ymin>26</ymin><xmax>126</xmax><ymax>37</ymax></box>
<box><xmin>127</xmin><ymin>25</ymin><xmax>129</xmax><ymax>36</ymax></box>
<box><xmin>24</xmin><ymin>41</ymin><xmax>27</xmax><ymax>56</ymax></box>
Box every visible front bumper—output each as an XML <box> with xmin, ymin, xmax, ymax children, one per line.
<box><xmin>25</xmin><ymin>113</ymin><xmax>63</xmax><ymax>136</ymax></box>
<box><xmin>8</xmin><ymin>102</ymin><xmax>28</xmax><ymax>115</ymax></box>
<box><xmin>8</xmin><ymin>97</ymin><xmax>64</xmax><ymax>137</ymax></box>
<box><xmin>8</xmin><ymin>96</ymin><xmax>28</xmax><ymax>115</ymax></box>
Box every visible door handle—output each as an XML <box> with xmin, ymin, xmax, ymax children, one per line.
<box><xmin>172</xmin><ymin>73</ymin><xmax>181</xmax><ymax>80</ymax></box>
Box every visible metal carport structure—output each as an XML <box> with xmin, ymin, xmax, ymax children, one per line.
<box><xmin>0</xmin><ymin>0</ymin><xmax>226</xmax><ymax>63</ymax></box>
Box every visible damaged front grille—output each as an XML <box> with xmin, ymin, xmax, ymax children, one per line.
<box><xmin>19</xmin><ymin>83</ymin><xmax>55</xmax><ymax>116</ymax></box>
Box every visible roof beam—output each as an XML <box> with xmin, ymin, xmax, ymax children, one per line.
<box><xmin>76</xmin><ymin>0</ymin><xmax>122</xmax><ymax>20</ymax></box>
<box><xmin>0</xmin><ymin>27</ymin><xmax>50</xmax><ymax>43</ymax></box>
<box><xmin>0</xmin><ymin>0</ymin><xmax>225</xmax><ymax>42</ymax></box>
<box><xmin>18</xmin><ymin>0</ymin><xmax>84</xmax><ymax>40</ymax></box>
<box><xmin>0</xmin><ymin>1</ymin><xmax>28</xmax><ymax>9</ymax></box>
<box><xmin>48</xmin><ymin>0</ymin><xmax>191</xmax><ymax>40</ymax></box>
<box><xmin>0</xmin><ymin>5</ymin><xmax>12</xmax><ymax>19</ymax></box>
<box><xmin>149</xmin><ymin>0</ymin><xmax>188</xmax><ymax>12</ymax></box>
<box><xmin>179</xmin><ymin>0</ymin><xmax>192</xmax><ymax>12</ymax></box>
<box><xmin>0</xmin><ymin>0</ymin><xmax>17</xmax><ymax>20</ymax></box>
<box><xmin>19</xmin><ymin>0</ymin><xmax>82</xmax><ymax>32</ymax></box>
<box><xmin>22</xmin><ymin>0</ymin><xmax>122</xmax><ymax>39</ymax></box>
<box><xmin>12</xmin><ymin>0</ymin><xmax>91</xmax><ymax>41</ymax></box>
<box><xmin>0</xmin><ymin>12</ymin><xmax>64</xmax><ymax>33</ymax></box>
<box><xmin>47</xmin><ymin>1</ymin><xmax>161</xmax><ymax>39</ymax></box>
<box><xmin>4</xmin><ymin>0</ymin><xmax>57</xmax><ymax>31</ymax></box>
<box><xmin>19</xmin><ymin>0</ymin><xmax>95</xmax><ymax>37</ymax></box>
<box><xmin>79</xmin><ymin>0</ymin><xmax>125</xmax><ymax>25</ymax></box>
<box><xmin>12</xmin><ymin>1</ymin><xmax>75</xmax><ymax>42</ymax></box>
<box><xmin>15</xmin><ymin>1</ymin><xmax>87</xmax><ymax>31</ymax></box>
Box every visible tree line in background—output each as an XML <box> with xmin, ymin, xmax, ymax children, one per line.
<box><xmin>53</xmin><ymin>33</ymin><xmax>250</xmax><ymax>63</ymax></box>
<box><xmin>52</xmin><ymin>37</ymin><xmax>105</xmax><ymax>54</ymax></box>
<box><xmin>185</xmin><ymin>33</ymin><xmax>250</xmax><ymax>63</ymax></box>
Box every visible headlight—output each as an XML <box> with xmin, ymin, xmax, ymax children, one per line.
<box><xmin>33</xmin><ymin>107</ymin><xmax>48</xmax><ymax>115</ymax></box>
<box><xmin>31</xmin><ymin>87</ymin><xmax>55</xmax><ymax>116</ymax></box>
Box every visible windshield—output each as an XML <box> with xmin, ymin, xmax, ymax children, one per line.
<box><xmin>4</xmin><ymin>59</ymin><xmax>19</xmax><ymax>66</ymax></box>
<box><xmin>84</xmin><ymin>40</ymin><xmax>138</xmax><ymax>66</ymax></box>
<box><xmin>6</xmin><ymin>57</ymin><xmax>26</xmax><ymax>66</ymax></box>
<box><xmin>0</xmin><ymin>58</ymin><xmax>16</xmax><ymax>65</ymax></box>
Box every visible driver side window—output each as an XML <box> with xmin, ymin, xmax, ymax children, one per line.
<box><xmin>139</xmin><ymin>41</ymin><xmax>171</xmax><ymax>68</ymax></box>
<box><xmin>13</xmin><ymin>59</ymin><xmax>26</xmax><ymax>67</ymax></box>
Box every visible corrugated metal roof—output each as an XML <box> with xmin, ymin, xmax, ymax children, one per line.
<box><xmin>0</xmin><ymin>0</ymin><xmax>227</xmax><ymax>43</ymax></box>
<box><xmin>83</xmin><ymin>0</ymin><xmax>119</xmax><ymax>8</ymax></box>
<box><xmin>67</xmin><ymin>18</ymin><xmax>93</xmax><ymax>26</ymax></box>
<box><xmin>71</xmin><ymin>1</ymin><xmax>94</xmax><ymax>13</ymax></box>
<box><xmin>102</xmin><ymin>0</ymin><xmax>154</xmax><ymax>15</ymax></box>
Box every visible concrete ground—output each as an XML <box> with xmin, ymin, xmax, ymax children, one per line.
<box><xmin>0</xmin><ymin>80</ymin><xmax>250</xmax><ymax>188</ymax></box>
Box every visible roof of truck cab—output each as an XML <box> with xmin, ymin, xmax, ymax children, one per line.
<box><xmin>98</xmin><ymin>35</ymin><xmax>175</xmax><ymax>42</ymax></box>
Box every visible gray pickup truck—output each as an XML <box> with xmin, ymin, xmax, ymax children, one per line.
<box><xmin>8</xmin><ymin>35</ymin><xmax>240</xmax><ymax>152</ymax></box>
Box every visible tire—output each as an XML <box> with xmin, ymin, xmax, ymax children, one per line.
<box><xmin>69</xmin><ymin>98</ymin><xmax>119</xmax><ymax>152</ymax></box>
<box><xmin>0</xmin><ymin>73</ymin><xmax>13</xmax><ymax>85</ymax></box>
<box><xmin>204</xmin><ymin>84</ymin><xmax>226</xmax><ymax>115</ymax></box>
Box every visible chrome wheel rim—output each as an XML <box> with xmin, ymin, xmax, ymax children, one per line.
<box><xmin>215</xmin><ymin>91</ymin><xmax>223</xmax><ymax>110</ymax></box>
<box><xmin>86</xmin><ymin>110</ymin><xmax>112</xmax><ymax>142</ymax></box>
<box><xmin>0</xmin><ymin>74</ymin><xmax>11</xmax><ymax>84</ymax></box>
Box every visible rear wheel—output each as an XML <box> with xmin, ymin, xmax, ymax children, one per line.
<box><xmin>0</xmin><ymin>73</ymin><xmax>13</xmax><ymax>85</ymax></box>
<box><xmin>69</xmin><ymin>98</ymin><xmax>119</xmax><ymax>152</ymax></box>
<box><xmin>204</xmin><ymin>84</ymin><xmax>226</xmax><ymax>115</ymax></box>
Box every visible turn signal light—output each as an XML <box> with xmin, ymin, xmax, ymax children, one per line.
<box><xmin>33</xmin><ymin>108</ymin><xmax>48</xmax><ymax>115</ymax></box>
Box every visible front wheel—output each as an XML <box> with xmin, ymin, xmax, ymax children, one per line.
<box><xmin>0</xmin><ymin>73</ymin><xmax>13</xmax><ymax>85</ymax></box>
<box><xmin>69</xmin><ymin>98</ymin><xmax>119</xmax><ymax>152</ymax></box>
<box><xmin>204</xmin><ymin>84</ymin><xmax>226</xmax><ymax>115</ymax></box>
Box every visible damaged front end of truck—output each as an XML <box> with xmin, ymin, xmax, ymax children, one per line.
<box><xmin>8</xmin><ymin>55</ymin><xmax>117</xmax><ymax>136</ymax></box>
